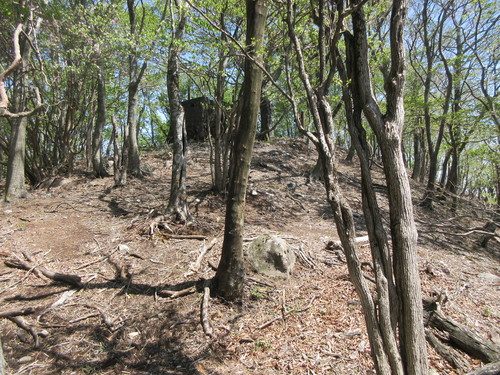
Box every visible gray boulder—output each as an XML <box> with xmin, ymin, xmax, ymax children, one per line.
<box><xmin>246</xmin><ymin>235</ymin><xmax>296</xmax><ymax>278</ymax></box>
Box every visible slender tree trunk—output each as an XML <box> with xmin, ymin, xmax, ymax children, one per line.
<box><xmin>0</xmin><ymin>336</ymin><xmax>6</xmax><ymax>375</ymax></box>
<box><xmin>257</xmin><ymin>96</ymin><xmax>272</xmax><ymax>141</ymax></box>
<box><xmin>420</xmin><ymin>0</ymin><xmax>450</xmax><ymax>209</ymax></box>
<box><xmin>166</xmin><ymin>0</ymin><xmax>190</xmax><ymax>222</ymax></box>
<box><xmin>118</xmin><ymin>119</ymin><xmax>129</xmax><ymax>186</ymax></box>
<box><xmin>339</xmin><ymin>31</ymin><xmax>402</xmax><ymax>374</ymax></box>
<box><xmin>5</xmin><ymin>23</ymin><xmax>35</xmax><ymax>202</ymax></box>
<box><xmin>127</xmin><ymin>81</ymin><xmax>141</xmax><ymax>176</ymax></box>
<box><xmin>213</xmin><ymin>22</ymin><xmax>228</xmax><ymax>193</ymax></box>
<box><xmin>5</xmin><ymin>116</ymin><xmax>28</xmax><ymax>201</ymax></box>
<box><xmin>111</xmin><ymin>116</ymin><xmax>122</xmax><ymax>186</ymax></box>
<box><xmin>92</xmin><ymin>64</ymin><xmax>108</xmax><ymax>177</ymax></box>
<box><xmin>126</xmin><ymin>0</ymin><xmax>146</xmax><ymax>178</ymax></box>
<box><xmin>412</xmin><ymin>124</ymin><xmax>425</xmax><ymax>182</ymax></box>
<box><xmin>351</xmin><ymin>1</ymin><xmax>428</xmax><ymax>373</ymax></box>
<box><xmin>213</xmin><ymin>0</ymin><xmax>268</xmax><ymax>301</ymax></box>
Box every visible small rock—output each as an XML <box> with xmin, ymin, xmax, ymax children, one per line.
<box><xmin>18</xmin><ymin>356</ymin><xmax>33</xmax><ymax>364</ymax></box>
<box><xmin>344</xmin><ymin>328</ymin><xmax>362</xmax><ymax>338</ymax></box>
<box><xmin>250</xmin><ymin>189</ymin><xmax>258</xmax><ymax>196</ymax></box>
<box><xmin>118</xmin><ymin>244</ymin><xmax>130</xmax><ymax>252</ymax></box>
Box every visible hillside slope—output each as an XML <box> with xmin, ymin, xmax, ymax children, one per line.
<box><xmin>1</xmin><ymin>138</ymin><xmax>499</xmax><ymax>374</ymax></box>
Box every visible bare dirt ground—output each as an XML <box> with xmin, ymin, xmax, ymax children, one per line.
<box><xmin>1</xmin><ymin>138</ymin><xmax>499</xmax><ymax>375</ymax></box>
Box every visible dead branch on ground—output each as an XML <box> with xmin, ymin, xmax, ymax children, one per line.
<box><xmin>258</xmin><ymin>294</ymin><xmax>317</xmax><ymax>330</ymax></box>
<box><xmin>4</xmin><ymin>252</ymin><xmax>82</xmax><ymax>288</ymax></box>
<box><xmin>158</xmin><ymin>285</ymin><xmax>196</xmax><ymax>299</ymax></box>
<box><xmin>200</xmin><ymin>281</ymin><xmax>213</xmax><ymax>338</ymax></box>
<box><xmin>425</xmin><ymin>328</ymin><xmax>471</xmax><ymax>373</ymax></box>
<box><xmin>75</xmin><ymin>245</ymin><xmax>121</xmax><ymax>270</ymax></box>
<box><xmin>423</xmin><ymin>296</ymin><xmax>500</xmax><ymax>364</ymax></box>
<box><xmin>466</xmin><ymin>361</ymin><xmax>500</xmax><ymax>375</ymax></box>
<box><xmin>185</xmin><ymin>238</ymin><xmax>218</xmax><ymax>277</ymax></box>
<box><xmin>6</xmin><ymin>316</ymin><xmax>47</xmax><ymax>348</ymax></box>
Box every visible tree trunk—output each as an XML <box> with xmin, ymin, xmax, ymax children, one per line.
<box><xmin>213</xmin><ymin>20</ymin><xmax>228</xmax><ymax>193</ymax></box>
<box><xmin>351</xmin><ymin>1</ymin><xmax>428</xmax><ymax>373</ymax></box>
<box><xmin>411</xmin><ymin>124</ymin><xmax>425</xmax><ymax>182</ymax></box>
<box><xmin>257</xmin><ymin>96</ymin><xmax>272</xmax><ymax>141</ymax></box>
<box><xmin>4</xmin><ymin>23</ymin><xmax>36</xmax><ymax>202</ymax></box>
<box><xmin>111</xmin><ymin>116</ymin><xmax>121</xmax><ymax>186</ymax></box>
<box><xmin>5</xmin><ymin>117</ymin><xmax>28</xmax><ymax>201</ymax></box>
<box><xmin>166</xmin><ymin>0</ymin><xmax>190</xmax><ymax>222</ymax></box>
<box><xmin>92</xmin><ymin>64</ymin><xmax>108</xmax><ymax>177</ymax></box>
<box><xmin>127</xmin><ymin>81</ymin><xmax>141</xmax><ymax>177</ymax></box>
<box><xmin>420</xmin><ymin>0</ymin><xmax>450</xmax><ymax>209</ymax></box>
<box><xmin>340</xmin><ymin>30</ymin><xmax>403</xmax><ymax>374</ymax></box>
<box><xmin>126</xmin><ymin>0</ymin><xmax>146</xmax><ymax>178</ymax></box>
<box><xmin>213</xmin><ymin>0</ymin><xmax>268</xmax><ymax>301</ymax></box>
<box><xmin>0</xmin><ymin>336</ymin><xmax>6</xmax><ymax>375</ymax></box>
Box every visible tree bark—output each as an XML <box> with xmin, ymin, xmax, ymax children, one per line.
<box><xmin>213</xmin><ymin>15</ymin><xmax>229</xmax><ymax>193</ymax></box>
<box><xmin>466</xmin><ymin>362</ymin><xmax>500</xmax><ymax>375</ymax></box>
<box><xmin>4</xmin><ymin>22</ymin><xmax>38</xmax><ymax>202</ymax></box>
<box><xmin>351</xmin><ymin>0</ymin><xmax>428</xmax><ymax>373</ymax></box>
<box><xmin>166</xmin><ymin>0</ymin><xmax>190</xmax><ymax>222</ymax></box>
<box><xmin>213</xmin><ymin>0</ymin><xmax>268</xmax><ymax>301</ymax></box>
<box><xmin>420</xmin><ymin>0</ymin><xmax>450</xmax><ymax>209</ymax></box>
<box><xmin>91</xmin><ymin>62</ymin><xmax>108</xmax><ymax>178</ymax></box>
<box><xmin>257</xmin><ymin>96</ymin><xmax>272</xmax><ymax>141</ymax></box>
<box><xmin>0</xmin><ymin>336</ymin><xmax>5</xmax><ymax>375</ymax></box>
<box><xmin>126</xmin><ymin>0</ymin><xmax>146</xmax><ymax>178</ymax></box>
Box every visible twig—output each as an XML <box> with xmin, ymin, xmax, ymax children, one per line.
<box><xmin>166</xmin><ymin>234</ymin><xmax>209</xmax><ymax>240</ymax></box>
<box><xmin>76</xmin><ymin>246</ymin><xmax>120</xmax><ymax>270</ymax></box>
<box><xmin>247</xmin><ymin>277</ymin><xmax>275</xmax><ymax>288</ymax></box>
<box><xmin>296</xmin><ymin>245</ymin><xmax>316</xmax><ymax>269</ymax></box>
<box><xmin>258</xmin><ymin>295</ymin><xmax>318</xmax><ymax>330</ymax></box>
<box><xmin>286</xmin><ymin>193</ymin><xmax>306</xmax><ymax>210</ymax></box>
<box><xmin>69</xmin><ymin>313</ymin><xmax>100</xmax><ymax>324</ymax></box>
<box><xmin>185</xmin><ymin>238</ymin><xmax>217</xmax><ymax>276</ymax></box>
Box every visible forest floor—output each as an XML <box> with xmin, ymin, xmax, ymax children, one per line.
<box><xmin>0</xmin><ymin>138</ymin><xmax>499</xmax><ymax>375</ymax></box>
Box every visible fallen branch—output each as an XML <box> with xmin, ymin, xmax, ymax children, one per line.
<box><xmin>200</xmin><ymin>281</ymin><xmax>213</xmax><ymax>338</ymax></box>
<box><xmin>75</xmin><ymin>245</ymin><xmax>120</xmax><ymax>270</ymax></box>
<box><xmin>6</xmin><ymin>316</ymin><xmax>46</xmax><ymax>348</ymax></box>
<box><xmin>424</xmin><ymin>298</ymin><xmax>500</xmax><ymax>363</ymax></box>
<box><xmin>21</xmin><ymin>251</ymin><xmax>82</xmax><ymax>287</ymax></box>
<box><xmin>0</xmin><ymin>306</ymin><xmax>39</xmax><ymax>318</ymax></box>
<box><xmin>167</xmin><ymin>234</ymin><xmax>209</xmax><ymax>240</ymax></box>
<box><xmin>82</xmin><ymin>304</ymin><xmax>120</xmax><ymax>331</ymax></box>
<box><xmin>258</xmin><ymin>295</ymin><xmax>317</xmax><ymax>330</ymax></box>
<box><xmin>425</xmin><ymin>328</ymin><xmax>471</xmax><ymax>373</ymax></box>
<box><xmin>295</xmin><ymin>245</ymin><xmax>316</xmax><ymax>269</ymax></box>
<box><xmin>158</xmin><ymin>285</ymin><xmax>196</xmax><ymax>298</ymax></box>
<box><xmin>286</xmin><ymin>192</ymin><xmax>306</xmax><ymax>210</ymax></box>
<box><xmin>185</xmin><ymin>238</ymin><xmax>218</xmax><ymax>277</ymax></box>
<box><xmin>466</xmin><ymin>361</ymin><xmax>500</xmax><ymax>375</ymax></box>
